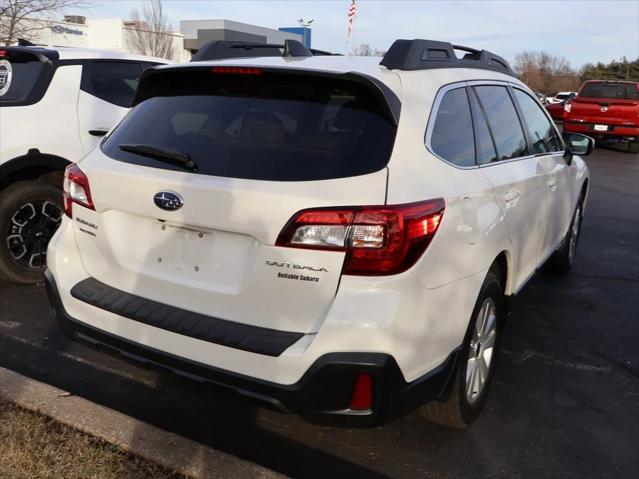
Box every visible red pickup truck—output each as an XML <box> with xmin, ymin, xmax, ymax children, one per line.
<box><xmin>564</xmin><ymin>80</ymin><xmax>639</xmax><ymax>153</ymax></box>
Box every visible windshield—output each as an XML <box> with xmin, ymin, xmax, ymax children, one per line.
<box><xmin>579</xmin><ymin>82</ymin><xmax>639</xmax><ymax>100</ymax></box>
<box><xmin>102</xmin><ymin>71</ymin><xmax>397</xmax><ymax>181</ymax></box>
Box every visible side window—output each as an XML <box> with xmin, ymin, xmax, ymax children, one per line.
<box><xmin>81</xmin><ymin>61</ymin><xmax>143</xmax><ymax>108</ymax></box>
<box><xmin>429</xmin><ymin>87</ymin><xmax>475</xmax><ymax>167</ymax></box>
<box><xmin>468</xmin><ymin>89</ymin><xmax>498</xmax><ymax>165</ymax></box>
<box><xmin>474</xmin><ymin>86</ymin><xmax>528</xmax><ymax>161</ymax></box>
<box><xmin>513</xmin><ymin>89</ymin><xmax>563</xmax><ymax>154</ymax></box>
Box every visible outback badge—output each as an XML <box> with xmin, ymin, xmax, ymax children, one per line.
<box><xmin>154</xmin><ymin>191</ymin><xmax>183</xmax><ymax>211</ymax></box>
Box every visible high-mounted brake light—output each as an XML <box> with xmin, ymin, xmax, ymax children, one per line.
<box><xmin>63</xmin><ymin>164</ymin><xmax>94</xmax><ymax>218</ymax></box>
<box><xmin>276</xmin><ymin>199</ymin><xmax>445</xmax><ymax>276</ymax></box>
<box><xmin>211</xmin><ymin>66</ymin><xmax>262</xmax><ymax>75</ymax></box>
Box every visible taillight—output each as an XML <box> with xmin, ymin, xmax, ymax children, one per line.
<box><xmin>276</xmin><ymin>199</ymin><xmax>445</xmax><ymax>276</ymax></box>
<box><xmin>564</xmin><ymin>102</ymin><xmax>572</xmax><ymax>113</ymax></box>
<box><xmin>63</xmin><ymin>164</ymin><xmax>94</xmax><ymax>218</ymax></box>
<box><xmin>0</xmin><ymin>50</ymin><xmax>7</xmax><ymax>58</ymax></box>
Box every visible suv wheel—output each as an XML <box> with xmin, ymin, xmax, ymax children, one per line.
<box><xmin>420</xmin><ymin>270</ymin><xmax>503</xmax><ymax>428</ymax></box>
<box><xmin>0</xmin><ymin>181</ymin><xmax>64</xmax><ymax>284</ymax></box>
<box><xmin>547</xmin><ymin>201</ymin><xmax>583</xmax><ymax>274</ymax></box>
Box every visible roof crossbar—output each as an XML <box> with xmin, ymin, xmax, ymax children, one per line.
<box><xmin>380</xmin><ymin>39</ymin><xmax>516</xmax><ymax>77</ymax></box>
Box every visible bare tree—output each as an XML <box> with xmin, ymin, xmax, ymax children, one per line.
<box><xmin>125</xmin><ymin>0</ymin><xmax>174</xmax><ymax>60</ymax></box>
<box><xmin>0</xmin><ymin>0</ymin><xmax>90</xmax><ymax>46</ymax></box>
<box><xmin>355</xmin><ymin>43</ymin><xmax>386</xmax><ymax>57</ymax></box>
<box><xmin>513</xmin><ymin>51</ymin><xmax>581</xmax><ymax>94</ymax></box>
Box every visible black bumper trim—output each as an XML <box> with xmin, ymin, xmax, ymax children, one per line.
<box><xmin>46</xmin><ymin>270</ymin><xmax>459</xmax><ymax>427</ymax></box>
<box><xmin>70</xmin><ymin>277</ymin><xmax>304</xmax><ymax>357</ymax></box>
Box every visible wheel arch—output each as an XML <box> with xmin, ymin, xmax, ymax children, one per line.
<box><xmin>491</xmin><ymin>250</ymin><xmax>513</xmax><ymax>296</ymax></box>
<box><xmin>0</xmin><ymin>151</ymin><xmax>71</xmax><ymax>192</ymax></box>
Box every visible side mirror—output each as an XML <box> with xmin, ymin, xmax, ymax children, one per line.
<box><xmin>564</xmin><ymin>133</ymin><xmax>595</xmax><ymax>164</ymax></box>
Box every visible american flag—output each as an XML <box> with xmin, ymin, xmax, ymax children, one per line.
<box><xmin>347</xmin><ymin>0</ymin><xmax>357</xmax><ymax>38</ymax></box>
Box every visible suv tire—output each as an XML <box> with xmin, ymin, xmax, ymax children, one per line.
<box><xmin>0</xmin><ymin>181</ymin><xmax>64</xmax><ymax>284</ymax></box>
<box><xmin>547</xmin><ymin>200</ymin><xmax>583</xmax><ymax>274</ymax></box>
<box><xmin>420</xmin><ymin>270</ymin><xmax>504</xmax><ymax>428</ymax></box>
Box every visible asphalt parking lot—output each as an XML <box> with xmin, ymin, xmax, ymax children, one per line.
<box><xmin>0</xmin><ymin>146</ymin><xmax>637</xmax><ymax>479</ymax></box>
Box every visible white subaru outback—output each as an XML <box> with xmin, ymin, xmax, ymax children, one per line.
<box><xmin>45</xmin><ymin>39</ymin><xmax>592</xmax><ymax>427</ymax></box>
<box><xmin>0</xmin><ymin>43</ymin><xmax>168</xmax><ymax>283</ymax></box>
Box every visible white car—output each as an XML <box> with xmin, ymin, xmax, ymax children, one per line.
<box><xmin>45</xmin><ymin>39</ymin><xmax>592</xmax><ymax>427</ymax></box>
<box><xmin>548</xmin><ymin>91</ymin><xmax>578</xmax><ymax>104</ymax></box>
<box><xmin>0</xmin><ymin>43</ymin><xmax>169</xmax><ymax>283</ymax></box>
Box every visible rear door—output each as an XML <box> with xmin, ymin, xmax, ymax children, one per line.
<box><xmin>73</xmin><ymin>68</ymin><xmax>397</xmax><ymax>334</ymax></box>
<box><xmin>511</xmin><ymin>87</ymin><xmax>572</xmax><ymax>256</ymax></box>
<box><xmin>568</xmin><ymin>82</ymin><xmax>639</xmax><ymax>131</ymax></box>
<box><xmin>470</xmin><ymin>84</ymin><xmax>551</xmax><ymax>290</ymax></box>
<box><xmin>77</xmin><ymin>61</ymin><xmax>147</xmax><ymax>154</ymax></box>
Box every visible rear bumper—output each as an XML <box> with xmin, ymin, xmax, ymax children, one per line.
<box><xmin>564</xmin><ymin>121</ymin><xmax>639</xmax><ymax>141</ymax></box>
<box><xmin>45</xmin><ymin>269</ymin><xmax>458</xmax><ymax>427</ymax></box>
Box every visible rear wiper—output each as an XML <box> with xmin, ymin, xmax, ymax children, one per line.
<box><xmin>118</xmin><ymin>144</ymin><xmax>199</xmax><ymax>172</ymax></box>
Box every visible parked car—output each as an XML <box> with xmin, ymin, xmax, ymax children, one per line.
<box><xmin>564</xmin><ymin>80</ymin><xmax>639</xmax><ymax>153</ymax></box>
<box><xmin>547</xmin><ymin>91</ymin><xmax>577</xmax><ymax>104</ymax></box>
<box><xmin>45</xmin><ymin>39</ymin><xmax>592</xmax><ymax>428</ymax></box>
<box><xmin>0</xmin><ymin>44</ymin><xmax>169</xmax><ymax>283</ymax></box>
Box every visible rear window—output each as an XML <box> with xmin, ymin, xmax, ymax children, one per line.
<box><xmin>101</xmin><ymin>71</ymin><xmax>397</xmax><ymax>181</ymax></box>
<box><xmin>579</xmin><ymin>82</ymin><xmax>639</xmax><ymax>100</ymax></box>
<box><xmin>0</xmin><ymin>50</ymin><xmax>51</xmax><ymax>104</ymax></box>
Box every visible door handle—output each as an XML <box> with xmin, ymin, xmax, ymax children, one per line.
<box><xmin>503</xmin><ymin>190</ymin><xmax>520</xmax><ymax>203</ymax></box>
<box><xmin>88</xmin><ymin>129</ymin><xmax>109</xmax><ymax>137</ymax></box>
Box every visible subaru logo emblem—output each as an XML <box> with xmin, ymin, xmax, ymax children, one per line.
<box><xmin>154</xmin><ymin>191</ymin><xmax>183</xmax><ymax>211</ymax></box>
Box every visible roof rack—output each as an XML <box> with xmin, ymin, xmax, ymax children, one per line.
<box><xmin>191</xmin><ymin>39</ymin><xmax>339</xmax><ymax>62</ymax></box>
<box><xmin>380</xmin><ymin>39</ymin><xmax>516</xmax><ymax>77</ymax></box>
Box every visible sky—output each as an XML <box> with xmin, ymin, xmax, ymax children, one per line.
<box><xmin>81</xmin><ymin>0</ymin><xmax>639</xmax><ymax>68</ymax></box>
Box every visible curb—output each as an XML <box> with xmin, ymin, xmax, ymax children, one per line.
<box><xmin>0</xmin><ymin>367</ymin><xmax>284</xmax><ymax>479</ymax></box>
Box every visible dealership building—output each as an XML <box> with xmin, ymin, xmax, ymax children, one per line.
<box><xmin>18</xmin><ymin>16</ymin><xmax>310</xmax><ymax>62</ymax></box>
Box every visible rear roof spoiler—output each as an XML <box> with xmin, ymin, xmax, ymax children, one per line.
<box><xmin>190</xmin><ymin>39</ymin><xmax>339</xmax><ymax>62</ymax></box>
<box><xmin>0</xmin><ymin>45</ymin><xmax>59</xmax><ymax>63</ymax></box>
<box><xmin>380</xmin><ymin>39</ymin><xmax>516</xmax><ymax>77</ymax></box>
<box><xmin>133</xmin><ymin>64</ymin><xmax>401</xmax><ymax>125</ymax></box>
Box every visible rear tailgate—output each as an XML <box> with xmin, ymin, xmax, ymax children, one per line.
<box><xmin>567</xmin><ymin>82</ymin><xmax>639</xmax><ymax>129</ymax></box>
<box><xmin>70</xmin><ymin>66</ymin><xmax>398</xmax><ymax>335</ymax></box>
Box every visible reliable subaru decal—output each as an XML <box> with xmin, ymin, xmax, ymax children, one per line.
<box><xmin>0</xmin><ymin>59</ymin><xmax>12</xmax><ymax>96</ymax></box>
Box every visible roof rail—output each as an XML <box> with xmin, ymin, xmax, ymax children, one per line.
<box><xmin>191</xmin><ymin>39</ymin><xmax>316</xmax><ymax>62</ymax></box>
<box><xmin>380</xmin><ymin>39</ymin><xmax>516</xmax><ymax>77</ymax></box>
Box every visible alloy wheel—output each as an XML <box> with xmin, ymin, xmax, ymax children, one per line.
<box><xmin>465</xmin><ymin>297</ymin><xmax>497</xmax><ymax>404</ymax></box>
<box><xmin>6</xmin><ymin>200</ymin><xmax>63</xmax><ymax>269</ymax></box>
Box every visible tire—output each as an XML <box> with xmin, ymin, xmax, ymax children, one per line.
<box><xmin>0</xmin><ymin>181</ymin><xmax>64</xmax><ymax>284</ymax></box>
<box><xmin>547</xmin><ymin>200</ymin><xmax>583</xmax><ymax>274</ymax></box>
<box><xmin>420</xmin><ymin>270</ymin><xmax>504</xmax><ymax>428</ymax></box>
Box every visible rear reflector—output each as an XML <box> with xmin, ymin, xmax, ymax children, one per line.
<box><xmin>211</xmin><ymin>66</ymin><xmax>262</xmax><ymax>75</ymax></box>
<box><xmin>63</xmin><ymin>164</ymin><xmax>95</xmax><ymax>217</ymax></box>
<box><xmin>350</xmin><ymin>373</ymin><xmax>373</xmax><ymax>410</ymax></box>
<box><xmin>277</xmin><ymin>199</ymin><xmax>445</xmax><ymax>275</ymax></box>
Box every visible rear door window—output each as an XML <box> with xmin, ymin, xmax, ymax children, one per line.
<box><xmin>101</xmin><ymin>70</ymin><xmax>397</xmax><ymax>181</ymax></box>
<box><xmin>429</xmin><ymin>88</ymin><xmax>475</xmax><ymax>167</ymax></box>
<box><xmin>0</xmin><ymin>50</ymin><xmax>52</xmax><ymax>105</ymax></box>
<box><xmin>81</xmin><ymin>61</ymin><xmax>143</xmax><ymax>108</ymax></box>
<box><xmin>473</xmin><ymin>86</ymin><xmax>528</xmax><ymax>161</ymax></box>
<box><xmin>513</xmin><ymin>89</ymin><xmax>563</xmax><ymax>154</ymax></box>
<box><xmin>468</xmin><ymin>88</ymin><xmax>498</xmax><ymax>165</ymax></box>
